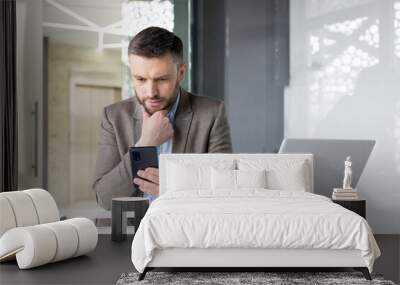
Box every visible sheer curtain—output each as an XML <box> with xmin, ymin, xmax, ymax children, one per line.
<box><xmin>0</xmin><ymin>0</ymin><xmax>18</xmax><ymax>192</ymax></box>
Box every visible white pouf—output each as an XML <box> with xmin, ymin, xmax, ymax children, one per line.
<box><xmin>0</xmin><ymin>218</ymin><xmax>98</xmax><ymax>269</ymax></box>
<box><xmin>0</xmin><ymin>189</ymin><xmax>98</xmax><ymax>269</ymax></box>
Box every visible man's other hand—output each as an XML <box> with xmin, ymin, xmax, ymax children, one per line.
<box><xmin>136</xmin><ymin>107</ymin><xmax>173</xmax><ymax>146</ymax></box>
<box><xmin>133</xmin><ymin>167</ymin><xmax>159</xmax><ymax>196</ymax></box>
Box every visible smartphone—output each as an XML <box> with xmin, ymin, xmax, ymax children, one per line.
<box><xmin>129</xmin><ymin>146</ymin><xmax>158</xmax><ymax>186</ymax></box>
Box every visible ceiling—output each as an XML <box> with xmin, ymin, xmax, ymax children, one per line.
<box><xmin>43</xmin><ymin>0</ymin><xmax>123</xmax><ymax>49</ymax></box>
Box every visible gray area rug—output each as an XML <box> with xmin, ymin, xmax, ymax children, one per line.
<box><xmin>116</xmin><ymin>271</ymin><xmax>396</xmax><ymax>285</ymax></box>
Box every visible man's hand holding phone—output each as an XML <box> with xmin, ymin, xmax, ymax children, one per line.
<box><xmin>133</xmin><ymin>167</ymin><xmax>159</xmax><ymax>196</ymax></box>
<box><xmin>132</xmin><ymin>107</ymin><xmax>173</xmax><ymax>197</ymax></box>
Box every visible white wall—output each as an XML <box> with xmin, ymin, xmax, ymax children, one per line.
<box><xmin>286</xmin><ymin>0</ymin><xmax>400</xmax><ymax>233</ymax></box>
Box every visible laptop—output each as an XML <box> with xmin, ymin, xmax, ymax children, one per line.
<box><xmin>279</xmin><ymin>138</ymin><xmax>375</xmax><ymax>197</ymax></box>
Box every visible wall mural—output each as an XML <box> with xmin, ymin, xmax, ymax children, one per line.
<box><xmin>286</xmin><ymin>0</ymin><xmax>400</xmax><ymax>233</ymax></box>
<box><xmin>307</xmin><ymin>2</ymin><xmax>380</xmax><ymax>133</ymax></box>
<box><xmin>395</xmin><ymin>1</ymin><xmax>400</xmax><ymax>57</ymax></box>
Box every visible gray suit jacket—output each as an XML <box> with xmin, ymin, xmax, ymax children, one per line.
<box><xmin>92</xmin><ymin>89</ymin><xmax>233</xmax><ymax>210</ymax></box>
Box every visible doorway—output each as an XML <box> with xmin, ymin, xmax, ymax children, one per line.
<box><xmin>69</xmin><ymin>84</ymin><xmax>121</xmax><ymax>205</ymax></box>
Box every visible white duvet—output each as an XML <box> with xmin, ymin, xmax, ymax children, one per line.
<box><xmin>131</xmin><ymin>190</ymin><xmax>380</xmax><ymax>273</ymax></box>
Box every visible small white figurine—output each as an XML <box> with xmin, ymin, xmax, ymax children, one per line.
<box><xmin>342</xmin><ymin>156</ymin><xmax>353</xmax><ymax>190</ymax></box>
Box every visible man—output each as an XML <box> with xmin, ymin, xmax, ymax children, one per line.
<box><xmin>93</xmin><ymin>27</ymin><xmax>232</xmax><ymax>210</ymax></box>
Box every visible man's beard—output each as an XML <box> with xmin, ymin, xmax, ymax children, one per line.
<box><xmin>135</xmin><ymin>83</ymin><xmax>179</xmax><ymax>115</ymax></box>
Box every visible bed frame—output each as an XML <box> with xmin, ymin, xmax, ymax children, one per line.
<box><xmin>138</xmin><ymin>248</ymin><xmax>371</xmax><ymax>280</ymax></box>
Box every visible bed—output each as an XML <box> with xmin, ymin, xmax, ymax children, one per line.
<box><xmin>131</xmin><ymin>154</ymin><xmax>380</xmax><ymax>281</ymax></box>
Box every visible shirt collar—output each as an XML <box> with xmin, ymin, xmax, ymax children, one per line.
<box><xmin>167</xmin><ymin>90</ymin><xmax>180</xmax><ymax>124</ymax></box>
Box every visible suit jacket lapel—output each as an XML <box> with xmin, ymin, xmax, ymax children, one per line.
<box><xmin>132</xmin><ymin>96</ymin><xmax>142</xmax><ymax>145</ymax></box>
<box><xmin>172</xmin><ymin>89</ymin><xmax>193</xmax><ymax>153</ymax></box>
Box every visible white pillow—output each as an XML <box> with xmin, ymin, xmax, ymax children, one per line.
<box><xmin>211</xmin><ymin>168</ymin><xmax>267</xmax><ymax>190</ymax></box>
<box><xmin>166</xmin><ymin>160</ymin><xmax>235</xmax><ymax>192</ymax></box>
<box><xmin>238</xmin><ymin>158</ymin><xmax>309</xmax><ymax>191</ymax></box>
<box><xmin>211</xmin><ymin>168</ymin><xmax>236</xmax><ymax>190</ymax></box>
<box><xmin>236</xmin><ymin>169</ymin><xmax>267</xmax><ymax>188</ymax></box>
<box><xmin>168</xmin><ymin>163</ymin><xmax>210</xmax><ymax>191</ymax></box>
